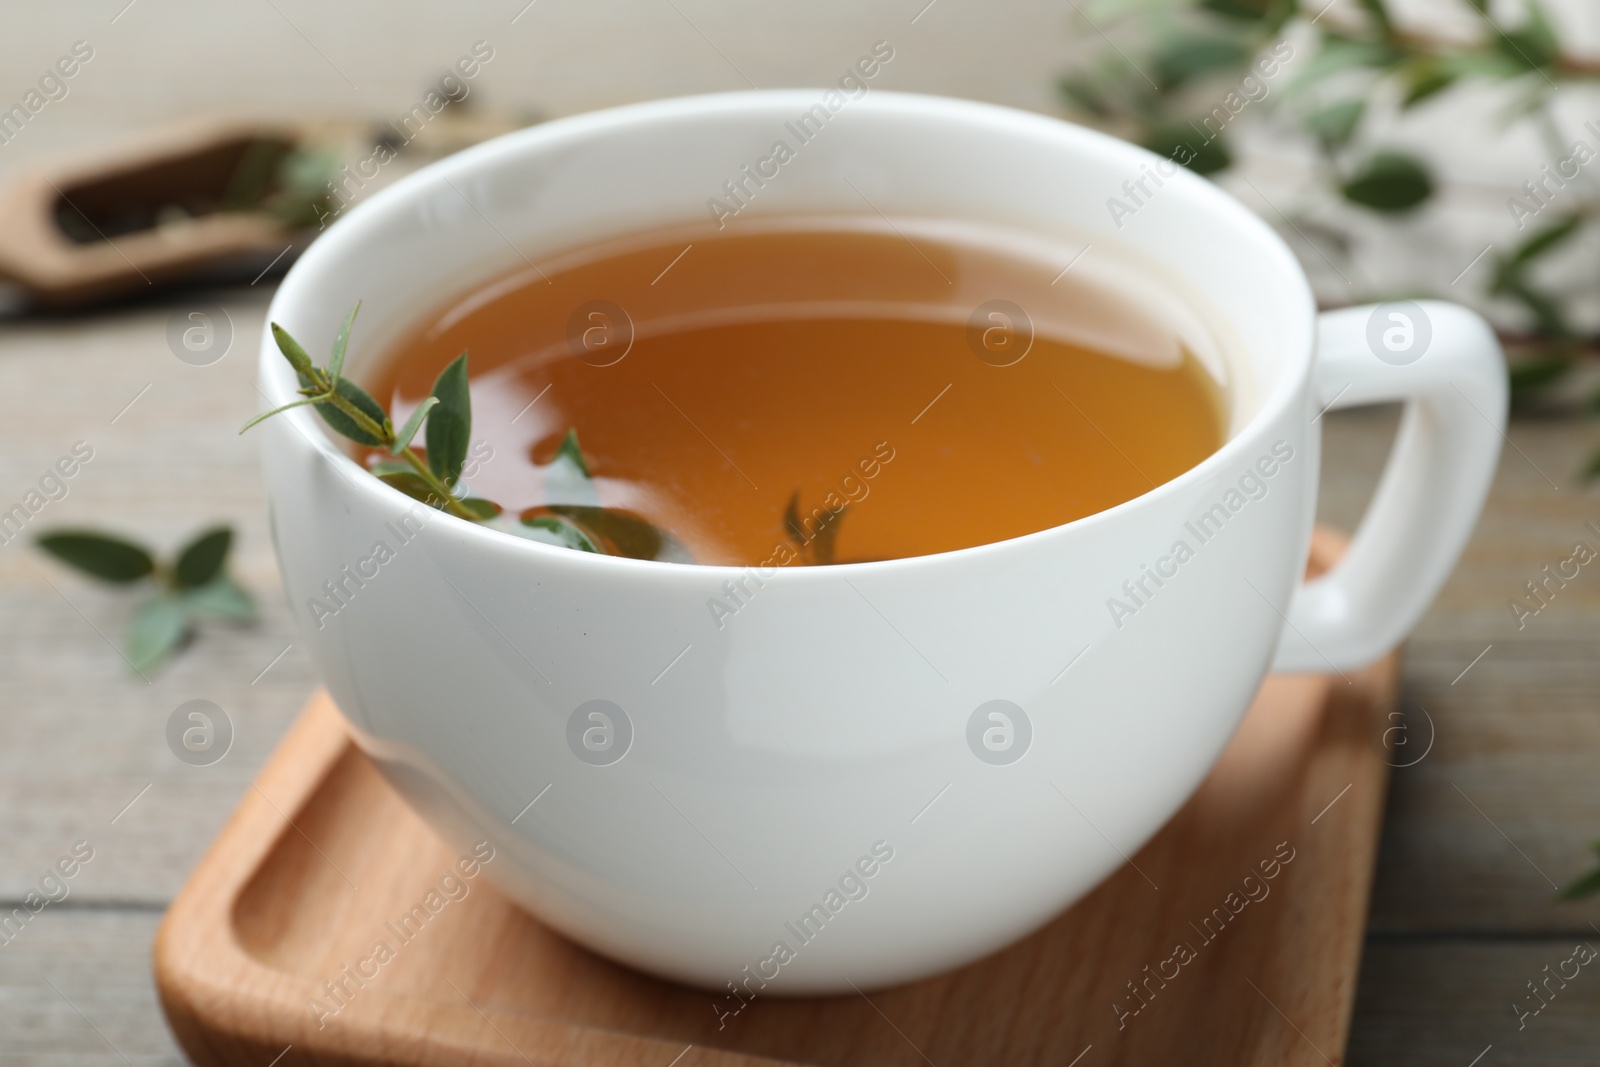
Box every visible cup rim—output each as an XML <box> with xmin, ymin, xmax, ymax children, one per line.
<box><xmin>262</xmin><ymin>88</ymin><xmax>1316</xmax><ymax>579</ymax></box>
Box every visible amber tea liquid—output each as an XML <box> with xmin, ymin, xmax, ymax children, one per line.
<box><xmin>365</xmin><ymin>218</ymin><xmax>1227</xmax><ymax>566</ymax></box>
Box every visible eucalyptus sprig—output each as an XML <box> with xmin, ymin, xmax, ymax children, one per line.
<box><xmin>36</xmin><ymin>525</ymin><xmax>255</xmax><ymax>675</ymax></box>
<box><xmin>1062</xmin><ymin>0</ymin><xmax>1600</xmax><ymax>470</ymax></box>
<box><xmin>245</xmin><ymin>305</ymin><xmax>690</xmax><ymax>563</ymax></box>
<box><xmin>242</xmin><ymin>303</ymin><xmax>490</xmax><ymax>522</ymax></box>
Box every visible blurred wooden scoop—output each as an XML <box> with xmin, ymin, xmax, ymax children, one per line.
<box><xmin>0</xmin><ymin>119</ymin><xmax>334</xmax><ymax>309</ymax></box>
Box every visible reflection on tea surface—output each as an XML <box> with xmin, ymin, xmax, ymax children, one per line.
<box><xmin>366</xmin><ymin>219</ymin><xmax>1226</xmax><ymax>566</ymax></box>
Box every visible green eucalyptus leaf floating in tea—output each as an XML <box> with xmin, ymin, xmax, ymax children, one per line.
<box><xmin>784</xmin><ymin>491</ymin><xmax>849</xmax><ymax>566</ymax></box>
<box><xmin>515</xmin><ymin>431</ymin><xmax>689</xmax><ymax>561</ymax></box>
<box><xmin>425</xmin><ymin>353</ymin><xmax>472</xmax><ymax>487</ymax></box>
<box><xmin>553</xmin><ymin>428</ymin><xmax>592</xmax><ymax>477</ymax></box>
<box><xmin>542</xmin><ymin>428</ymin><xmax>601</xmax><ymax>507</ymax></box>
<box><xmin>518</xmin><ymin>512</ymin><xmax>602</xmax><ymax>553</ymax></box>
<box><xmin>35</xmin><ymin>524</ymin><xmax>256</xmax><ymax>675</ymax></box>
<box><xmin>809</xmin><ymin>506</ymin><xmax>848</xmax><ymax>566</ymax></box>
<box><xmin>373</xmin><ymin>467</ymin><xmax>440</xmax><ymax>507</ymax></box>
<box><xmin>518</xmin><ymin>504</ymin><xmax>691</xmax><ymax>563</ymax></box>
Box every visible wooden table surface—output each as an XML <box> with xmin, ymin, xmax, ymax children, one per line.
<box><xmin>3</xmin><ymin>293</ymin><xmax>1597</xmax><ymax>1067</ymax></box>
<box><xmin>2</xmin><ymin>4</ymin><xmax>1598</xmax><ymax>1064</ymax></box>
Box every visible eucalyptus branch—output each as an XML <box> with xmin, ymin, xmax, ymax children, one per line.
<box><xmin>1063</xmin><ymin>0</ymin><xmax>1600</xmax><ymax>463</ymax></box>
<box><xmin>306</xmin><ymin>373</ymin><xmax>477</xmax><ymax>520</ymax></box>
<box><xmin>241</xmin><ymin>305</ymin><xmax>478</xmax><ymax>521</ymax></box>
<box><xmin>240</xmin><ymin>303</ymin><xmax>695</xmax><ymax>562</ymax></box>
<box><xmin>34</xmin><ymin>525</ymin><xmax>255</xmax><ymax>674</ymax></box>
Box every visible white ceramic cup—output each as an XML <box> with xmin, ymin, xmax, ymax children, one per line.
<box><xmin>258</xmin><ymin>90</ymin><xmax>1505</xmax><ymax>994</ymax></box>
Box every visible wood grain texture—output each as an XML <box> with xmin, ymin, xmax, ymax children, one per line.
<box><xmin>1349</xmin><ymin>937</ymin><xmax>1600</xmax><ymax>1067</ymax></box>
<box><xmin>154</xmin><ymin>532</ymin><xmax>1397</xmax><ymax>1067</ymax></box>
<box><xmin>0</xmin><ymin>907</ymin><xmax>186</xmax><ymax>1066</ymax></box>
<box><xmin>1315</xmin><ymin>409</ymin><xmax>1600</xmax><ymax>938</ymax></box>
<box><xmin>0</xmin><ymin>289</ymin><xmax>319</xmax><ymax>913</ymax></box>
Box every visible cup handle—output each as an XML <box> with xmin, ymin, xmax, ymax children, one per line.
<box><xmin>1270</xmin><ymin>301</ymin><xmax>1507</xmax><ymax>673</ymax></box>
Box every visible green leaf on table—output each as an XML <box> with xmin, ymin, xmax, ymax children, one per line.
<box><xmin>1142</xmin><ymin>122</ymin><xmax>1231</xmax><ymax>174</ymax></box>
<box><xmin>1305</xmin><ymin>99</ymin><xmax>1365</xmax><ymax>148</ymax></box>
<box><xmin>1154</xmin><ymin>36</ymin><xmax>1250</xmax><ymax>91</ymax></box>
<box><xmin>270</xmin><ymin>322</ymin><xmax>316</xmax><ymax>378</ymax></box>
<box><xmin>126</xmin><ymin>595</ymin><xmax>190</xmax><ymax>674</ymax></box>
<box><xmin>425</xmin><ymin>353</ymin><xmax>471</xmax><ymax>486</ymax></box>
<box><xmin>519</xmin><ymin>513</ymin><xmax>602</xmax><ymax>553</ymax></box>
<box><xmin>183</xmin><ymin>575</ymin><xmax>257</xmax><ymax>623</ymax></box>
<box><xmin>1340</xmin><ymin>151</ymin><xmax>1433</xmax><ymax>213</ymax></box>
<box><xmin>298</xmin><ymin>372</ymin><xmax>388</xmax><ymax>447</ymax></box>
<box><xmin>37</xmin><ymin>531</ymin><xmax>156</xmax><ymax>583</ymax></box>
<box><xmin>391</xmin><ymin>396</ymin><xmax>439</xmax><ymax>454</ymax></box>
<box><xmin>173</xmin><ymin>526</ymin><xmax>232</xmax><ymax>589</ymax></box>
<box><xmin>328</xmin><ymin>302</ymin><xmax>360</xmax><ymax>381</ymax></box>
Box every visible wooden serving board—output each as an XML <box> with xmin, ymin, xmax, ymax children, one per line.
<box><xmin>155</xmin><ymin>531</ymin><xmax>1396</xmax><ymax>1067</ymax></box>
